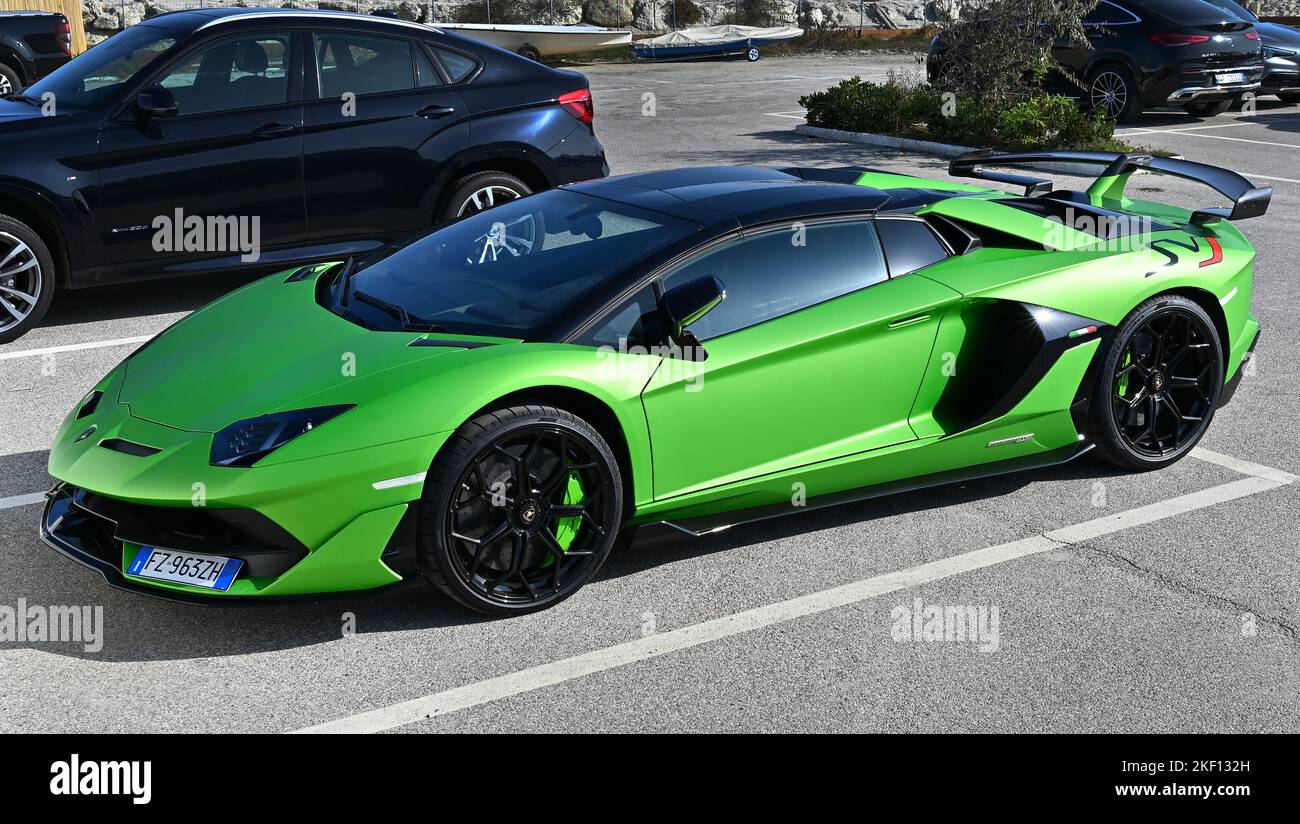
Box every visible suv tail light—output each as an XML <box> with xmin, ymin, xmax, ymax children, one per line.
<box><xmin>1246</xmin><ymin>30</ymin><xmax>1260</xmax><ymax>40</ymax></box>
<box><xmin>1150</xmin><ymin>32</ymin><xmax>1211</xmax><ymax>46</ymax></box>
<box><xmin>55</xmin><ymin>18</ymin><xmax>71</xmax><ymax>55</ymax></box>
<box><xmin>558</xmin><ymin>88</ymin><xmax>593</xmax><ymax>126</ymax></box>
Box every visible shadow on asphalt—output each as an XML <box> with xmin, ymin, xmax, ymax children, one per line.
<box><xmin>2</xmin><ymin>453</ymin><xmax>1130</xmax><ymax>663</ymax></box>
<box><xmin>37</xmin><ymin>269</ymin><xmax>266</xmax><ymax>331</ymax></box>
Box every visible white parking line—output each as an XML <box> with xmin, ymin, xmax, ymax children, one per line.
<box><xmin>1123</xmin><ymin>130</ymin><xmax>1300</xmax><ymax>149</ymax></box>
<box><xmin>763</xmin><ymin>110</ymin><xmax>806</xmax><ymax>119</ymax></box>
<box><xmin>0</xmin><ymin>492</ymin><xmax>45</xmax><ymax>511</ymax></box>
<box><xmin>0</xmin><ymin>335</ymin><xmax>152</xmax><ymax>361</ymax></box>
<box><xmin>291</xmin><ymin>446</ymin><xmax>1293</xmax><ymax>734</ymax></box>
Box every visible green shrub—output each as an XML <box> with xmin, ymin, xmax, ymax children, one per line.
<box><xmin>801</xmin><ymin>76</ymin><xmax>1125</xmax><ymax>152</ymax></box>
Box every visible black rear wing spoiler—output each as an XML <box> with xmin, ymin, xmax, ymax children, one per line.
<box><xmin>949</xmin><ymin>149</ymin><xmax>1271</xmax><ymax>225</ymax></box>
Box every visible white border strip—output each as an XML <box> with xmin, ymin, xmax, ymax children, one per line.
<box><xmin>292</xmin><ymin>447</ymin><xmax>1293</xmax><ymax>734</ymax></box>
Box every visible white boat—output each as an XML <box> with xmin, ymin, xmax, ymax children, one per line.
<box><xmin>436</xmin><ymin>23</ymin><xmax>632</xmax><ymax>60</ymax></box>
<box><xmin>632</xmin><ymin>25</ymin><xmax>804</xmax><ymax>61</ymax></box>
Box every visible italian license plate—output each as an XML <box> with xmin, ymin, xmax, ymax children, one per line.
<box><xmin>127</xmin><ymin>546</ymin><xmax>243</xmax><ymax>591</ymax></box>
<box><xmin>1216</xmin><ymin>72</ymin><xmax>1245</xmax><ymax>85</ymax></box>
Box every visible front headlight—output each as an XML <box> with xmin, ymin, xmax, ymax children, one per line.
<box><xmin>210</xmin><ymin>405</ymin><xmax>354</xmax><ymax>467</ymax></box>
<box><xmin>1265</xmin><ymin>46</ymin><xmax>1298</xmax><ymax>59</ymax></box>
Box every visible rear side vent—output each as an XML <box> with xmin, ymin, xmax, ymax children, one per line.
<box><xmin>99</xmin><ymin>439</ymin><xmax>161</xmax><ymax>458</ymax></box>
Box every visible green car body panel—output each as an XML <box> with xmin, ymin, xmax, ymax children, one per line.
<box><xmin>44</xmin><ymin>156</ymin><xmax>1263</xmax><ymax>601</ymax></box>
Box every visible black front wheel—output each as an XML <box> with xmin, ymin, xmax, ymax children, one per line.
<box><xmin>418</xmin><ymin>405</ymin><xmax>624</xmax><ymax>615</ymax></box>
<box><xmin>1088</xmin><ymin>295</ymin><xmax>1224</xmax><ymax>470</ymax></box>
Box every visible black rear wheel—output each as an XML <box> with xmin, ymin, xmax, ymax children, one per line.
<box><xmin>418</xmin><ymin>405</ymin><xmax>624</xmax><ymax>615</ymax></box>
<box><xmin>1088</xmin><ymin>65</ymin><xmax>1139</xmax><ymax>122</ymax></box>
<box><xmin>1183</xmin><ymin>99</ymin><xmax>1232</xmax><ymax>117</ymax></box>
<box><xmin>1088</xmin><ymin>295</ymin><xmax>1223</xmax><ymax>470</ymax></box>
<box><xmin>0</xmin><ymin>63</ymin><xmax>19</xmax><ymax>99</ymax></box>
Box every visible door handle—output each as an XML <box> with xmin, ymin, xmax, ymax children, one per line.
<box><xmin>888</xmin><ymin>312</ymin><xmax>932</xmax><ymax>329</ymax></box>
<box><xmin>416</xmin><ymin>104</ymin><xmax>456</xmax><ymax>119</ymax></box>
<box><xmin>252</xmin><ymin>122</ymin><xmax>295</xmax><ymax>138</ymax></box>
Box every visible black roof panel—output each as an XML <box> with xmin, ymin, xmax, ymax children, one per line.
<box><xmin>570</xmin><ymin>166</ymin><xmax>893</xmax><ymax>227</ymax></box>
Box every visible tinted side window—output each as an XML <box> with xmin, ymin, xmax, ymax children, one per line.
<box><xmin>1085</xmin><ymin>1</ymin><xmax>1139</xmax><ymax>24</ymax></box>
<box><xmin>579</xmin><ymin>286</ymin><xmax>659</xmax><ymax>349</ymax></box>
<box><xmin>316</xmin><ymin>33</ymin><xmax>414</xmax><ymax>97</ymax></box>
<box><xmin>415</xmin><ymin>45</ymin><xmax>444</xmax><ymax>87</ymax></box>
<box><xmin>435</xmin><ymin>47</ymin><xmax>477</xmax><ymax>82</ymax></box>
<box><xmin>158</xmin><ymin>34</ymin><xmax>290</xmax><ymax>115</ymax></box>
<box><xmin>877</xmin><ymin>218</ymin><xmax>949</xmax><ymax>276</ymax></box>
<box><xmin>660</xmin><ymin>220</ymin><xmax>888</xmax><ymax>342</ymax></box>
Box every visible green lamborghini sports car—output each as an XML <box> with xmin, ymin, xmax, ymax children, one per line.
<box><xmin>43</xmin><ymin>152</ymin><xmax>1266</xmax><ymax>614</ymax></box>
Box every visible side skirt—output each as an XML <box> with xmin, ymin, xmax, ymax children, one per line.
<box><xmin>628</xmin><ymin>440</ymin><xmax>1094</xmax><ymax>548</ymax></box>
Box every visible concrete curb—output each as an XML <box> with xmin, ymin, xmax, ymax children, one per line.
<box><xmin>794</xmin><ymin>124</ymin><xmax>1114</xmax><ymax>177</ymax></box>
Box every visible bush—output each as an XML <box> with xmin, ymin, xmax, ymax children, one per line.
<box><xmin>934</xmin><ymin>0</ymin><xmax>1094</xmax><ymax>109</ymax></box>
<box><xmin>800</xmin><ymin>75</ymin><xmax>1122</xmax><ymax>152</ymax></box>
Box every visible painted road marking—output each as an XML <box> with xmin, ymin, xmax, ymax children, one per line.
<box><xmin>0</xmin><ymin>492</ymin><xmax>46</xmax><ymax>511</ymax></box>
<box><xmin>0</xmin><ymin>336</ymin><xmax>153</xmax><ymax>361</ymax></box>
<box><xmin>291</xmin><ymin>447</ymin><xmax>1293</xmax><ymax>734</ymax></box>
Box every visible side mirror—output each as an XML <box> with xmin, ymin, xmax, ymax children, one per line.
<box><xmin>135</xmin><ymin>86</ymin><xmax>178</xmax><ymax>119</ymax></box>
<box><xmin>660</xmin><ymin>275</ymin><xmax>724</xmax><ymax>356</ymax></box>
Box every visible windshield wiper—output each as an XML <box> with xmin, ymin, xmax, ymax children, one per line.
<box><xmin>336</xmin><ymin>256</ymin><xmax>357</xmax><ymax>306</ymax></box>
<box><xmin>352</xmin><ymin>289</ymin><xmax>444</xmax><ymax>332</ymax></box>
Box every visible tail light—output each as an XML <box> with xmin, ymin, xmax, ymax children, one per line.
<box><xmin>1150</xmin><ymin>32</ymin><xmax>1210</xmax><ymax>46</ymax></box>
<box><xmin>557</xmin><ymin>88</ymin><xmax>593</xmax><ymax>126</ymax></box>
<box><xmin>1246</xmin><ymin>31</ymin><xmax>1260</xmax><ymax>40</ymax></box>
<box><xmin>55</xmin><ymin>18</ymin><xmax>71</xmax><ymax>55</ymax></box>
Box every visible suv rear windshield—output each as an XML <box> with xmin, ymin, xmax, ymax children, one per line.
<box><xmin>333</xmin><ymin>189</ymin><xmax>700</xmax><ymax>338</ymax></box>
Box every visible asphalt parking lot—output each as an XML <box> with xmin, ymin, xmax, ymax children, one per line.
<box><xmin>2</xmin><ymin>53</ymin><xmax>1298</xmax><ymax>733</ymax></box>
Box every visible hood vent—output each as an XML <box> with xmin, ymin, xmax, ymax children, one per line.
<box><xmin>99</xmin><ymin>439</ymin><xmax>161</xmax><ymax>458</ymax></box>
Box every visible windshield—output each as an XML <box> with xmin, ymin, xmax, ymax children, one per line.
<box><xmin>23</xmin><ymin>25</ymin><xmax>178</xmax><ymax>110</ymax></box>
<box><xmin>336</xmin><ymin>189</ymin><xmax>700</xmax><ymax>338</ymax></box>
<box><xmin>1198</xmin><ymin>0</ymin><xmax>1259</xmax><ymax>22</ymax></box>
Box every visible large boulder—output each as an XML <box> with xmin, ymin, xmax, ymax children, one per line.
<box><xmin>585</xmin><ymin>0</ymin><xmax>635</xmax><ymax>27</ymax></box>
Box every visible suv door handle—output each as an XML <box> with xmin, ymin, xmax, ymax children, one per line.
<box><xmin>416</xmin><ymin>104</ymin><xmax>456</xmax><ymax>118</ymax></box>
<box><xmin>252</xmin><ymin>122</ymin><xmax>295</xmax><ymax>137</ymax></box>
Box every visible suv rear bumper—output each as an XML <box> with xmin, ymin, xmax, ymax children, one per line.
<box><xmin>1166</xmin><ymin>81</ymin><xmax>1261</xmax><ymax>103</ymax></box>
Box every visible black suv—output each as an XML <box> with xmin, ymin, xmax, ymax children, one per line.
<box><xmin>0</xmin><ymin>10</ymin><xmax>72</xmax><ymax>98</ymax></box>
<box><xmin>0</xmin><ymin>8</ymin><xmax>607</xmax><ymax>344</ymax></box>
<box><xmin>927</xmin><ymin>0</ymin><xmax>1263</xmax><ymax>122</ymax></box>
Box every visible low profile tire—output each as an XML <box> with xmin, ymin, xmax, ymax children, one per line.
<box><xmin>440</xmin><ymin>171</ymin><xmax>532</xmax><ymax>223</ymax></box>
<box><xmin>516</xmin><ymin>44</ymin><xmax>542</xmax><ymax>62</ymax></box>
<box><xmin>1087</xmin><ymin>294</ymin><xmax>1224</xmax><ymax>471</ymax></box>
<box><xmin>1088</xmin><ymin>65</ymin><xmax>1140</xmax><ymax>122</ymax></box>
<box><xmin>1183</xmin><ymin>99</ymin><xmax>1232</xmax><ymax>117</ymax></box>
<box><xmin>0</xmin><ymin>215</ymin><xmax>56</xmax><ymax>345</ymax></box>
<box><xmin>418</xmin><ymin>405</ymin><xmax>625</xmax><ymax>616</ymax></box>
<box><xmin>0</xmin><ymin>63</ymin><xmax>19</xmax><ymax>99</ymax></box>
